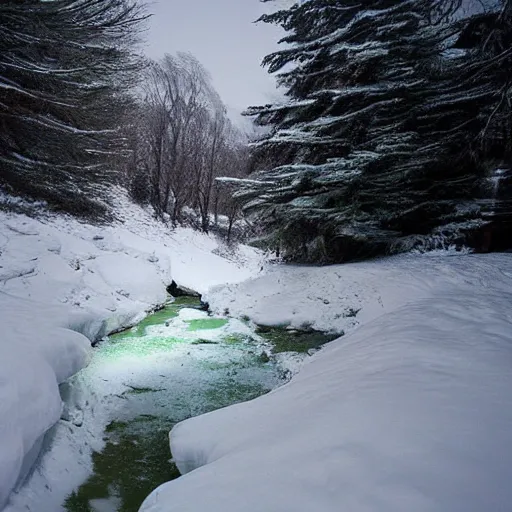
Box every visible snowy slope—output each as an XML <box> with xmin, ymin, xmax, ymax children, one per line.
<box><xmin>141</xmin><ymin>253</ymin><xmax>512</xmax><ymax>512</ymax></box>
<box><xmin>0</xmin><ymin>190</ymin><xmax>264</xmax><ymax>511</ymax></box>
<box><xmin>205</xmin><ymin>250</ymin><xmax>481</xmax><ymax>334</ymax></box>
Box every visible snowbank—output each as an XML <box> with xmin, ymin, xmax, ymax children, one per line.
<box><xmin>0</xmin><ymin>191</ymin><xmax>264</xmax><ymax>510</ymax></box>
<box><xmin>206</xmin><ymin>251</ymin><xmax>500</xmax><ymax>333</ymax></box>
<box><xmin>142</xmin><ymin>253</ymin><xmax>512</xmax><ymax>512</ymax></box>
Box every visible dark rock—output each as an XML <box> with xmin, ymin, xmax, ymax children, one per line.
<box><xmin>255</xmin><ymin>325</ymin><xmax>272</xmax><ymax>334</ymax></box>
<box><xmin>259</xmin><ymin>351</ymin><xmax>270</xmax><ymax>363</ymax></box>
<box><xmin>167</xmin><ymin>280</ymin><xmax>201</xmax><ymax>298</ymax></box>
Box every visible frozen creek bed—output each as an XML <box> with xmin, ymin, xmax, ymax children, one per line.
<box><xmin>12</xmin><ymin>298</ymin><xmax>305</xmax><ymax>512</ymax></box>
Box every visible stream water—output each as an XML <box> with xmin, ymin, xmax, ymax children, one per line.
<box><xmin>60</xmin><ymin>297</ymin><xmax>286</xmax><ymax>512</ymax></box>
<box><xmin>11</xmin><ymin>296</ymin><xmax>337</xmax><ymax>512</ymax></box>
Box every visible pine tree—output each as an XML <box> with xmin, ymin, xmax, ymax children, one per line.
<box><xmin>237</xmin><ymin>0</ymin><xmax>512</xmax><ymax>261</ymax></box>
<box><xmin>0</xmin><ymin>0</ymin><xmax>147</xmax><ymax>217</ymax></box>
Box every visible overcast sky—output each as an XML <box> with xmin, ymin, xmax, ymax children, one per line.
<box><xmin>143</xmin><ymin>0</ymin><xmax>292</xmax><ymax>116</ymax></box>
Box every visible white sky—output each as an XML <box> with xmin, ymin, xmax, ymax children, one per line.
<box><xmin>143</xmin><ymin>0</ymin><xmax>293</xmax><ymax>115</ymax></box>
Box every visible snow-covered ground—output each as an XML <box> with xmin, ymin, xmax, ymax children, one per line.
<box><xmin>0</xmin><ymin>190</ymin><xmax>264</xmax><ymax>511</ymax></box>
<box><xmin>205</xmin><ymin>250</ymin><xmax>483</xmax><ymax>334</ymax></box>
<box><xmin>142</xmin><ymin>252</ymin><xmax>512</xmax><ymax>512</ymax></box>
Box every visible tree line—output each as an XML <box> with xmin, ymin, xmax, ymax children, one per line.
<box><xmin>0</xmin><ymin>0</ymin><xmax>248</xmax><ymax>239</ymax></box>
<box><xmin>233</xmin><ymin>0</ymin><xmax>512</xmax><ymax>261</ymax></box>
<box><xmin>122</xmin><ymin>53</ymin><xmax>249</xmax><ymax>236</ymax></box>
<box><xmin>4</xmin><ymin>0</ymin><xmax>512</xmax><ymax>258</ymax></box>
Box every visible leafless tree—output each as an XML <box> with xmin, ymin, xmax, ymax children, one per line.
<box><xmin>138</xmin><ymin>54</ymin><xmax>224</xmax><ymax>223</ymax></box>
<box><xmin>129</xmin><ymin>52</ymin><xmax>250</xmax><ymax>231</ymax></box>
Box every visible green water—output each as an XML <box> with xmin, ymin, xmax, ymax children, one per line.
<box><xmin>256</xmin><ymin>325</ymin><xmax>340</xmax><ymax>353</ymax></box>
<box><xmin>186</xmin><ymin>317</ymin><xmax>229</xmax><ymax>331</ymax></box>
<box><xmin>64</xmin><ymin>297</ymin><xmax>280</xmax><ymax>512</ymax></box>
<box><xmin>62</xmin><ymin>298</ymin><xmax>340</xmax><ymax>512</ymax></box>
<box><xmin>109</xmin><ymin>297</ymin><xmax>203</xmax><ymax>340</ymax></box>
<box><xmin>65</xmin><ymin>417</ymin><xmax>179</xmax><ymax>512</ymax></box>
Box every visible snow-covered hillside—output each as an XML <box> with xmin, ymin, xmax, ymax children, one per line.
<box><xmin>142</xmin><ymin>252</ymin><xmax>512</xmax><ymax>512</ymax></box>
<box><xmin>0</xmin><ymin>191</ymin><xmax>264</xmax><ymax>510</ymax></box>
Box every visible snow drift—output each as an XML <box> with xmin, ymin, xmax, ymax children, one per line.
<box><xmin>142</xmin><ymin>253</ymin><xmax>512</xmax><ymax>512</ymax></box>
<box><xmin>0</xmin><ymin>191</ymin><xmax>263</xmax><ymax>510</ymax></box>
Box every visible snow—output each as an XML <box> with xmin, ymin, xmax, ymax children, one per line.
<box><xmin>142</xmin><ymin>252</ymin><xmax>512</xmax><ymax>512</ymax></box>
<box><xmin>5</xmin><ymin>303</ymin><xmax>277</xmax><ymax>512</ymax></box>
<box><xmin>0</xmin><ymin>189</ymin><xmax>264</xmax><ymax>511</ymax></box>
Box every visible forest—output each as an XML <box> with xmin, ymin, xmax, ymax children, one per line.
<box><xmin>1</xmin><ymin>0</ymin><xmax>512</xmax><ymax>260</ymax></box>
<box><xmin>2</xmin><ymin>3</ymin><xmax>512</xmax><ymax>512</ymax></box>
<box><xmin>0</xmin><ymin>0</ymin><xmax>248</xmax><ymax>240</ymax></box>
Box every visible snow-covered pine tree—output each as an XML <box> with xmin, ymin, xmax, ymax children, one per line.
<box><xmin>0</xmin><ymin>0</ymin><xmax>146</xmax><ymax>217</ymax></box>
<box><xmin>237</xmin><ymin>0</ymin><xmax>512</xmax><ymax>261</ymax></box>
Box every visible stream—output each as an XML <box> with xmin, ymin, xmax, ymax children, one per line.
<box><xmin>14</xmin><ymin>297</ymin><xmax>336</xmax><ymax>512</ymax></box>
<box><xmin>57</xmin><ymin>297</ymin><xmax>285</xmax><ymax>512</ymax></box>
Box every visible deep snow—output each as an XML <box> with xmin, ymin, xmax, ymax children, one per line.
<box><xmin>7</xmin><ymin>301</ymin><xmax>281</xmax><ymax>512</ymax></box>
<box><xmin>5</xmin><ymin>188</ymin><xmax>512</xmax><ymax>512</ymax></box>
<box><xmin>141</xmin><ymin>252</ymin><xmax>512</xmax><ymax>512</ymax></box>
<box><xmin>0</xmin><ymin>191</ymin><xmax>264</xmax><ymax>511</ymax></box>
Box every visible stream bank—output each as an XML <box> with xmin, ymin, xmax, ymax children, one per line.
<box><xmin>7</xmin><ymin>295</ymin><xmax>336</xmax><ymax>512</ymax></box>
<box><xmin>62</xmin><ymin>296</ymin><xmax>282</xmax><ymax>512</ymax></box>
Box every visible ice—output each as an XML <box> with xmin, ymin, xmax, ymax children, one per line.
<box><xmin>90</xmin><ymin>497</ymin><xmax>122</xmax><ymax>512</ymax></box>
<box><xmin>142</xmin><ymin>252</ymin><xmax>512</xmax><ymax>512</ymax></box>
<box><xmin>178</xmin><ymin>308</ymin><xmax>208</xmax><ymax>321</ymax></box>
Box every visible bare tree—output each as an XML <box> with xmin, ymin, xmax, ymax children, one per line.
<box><xmin>138</xmin><ymin>53</ymin><xmax>225</xmax><ymax>223</ymax></box>
<box><xmin>196</xmin><ymin>108</ymin><xmax>229</xmax><ymax>232</ymax></box>
<box><xmin>215</xmin><ymin>142</ymin><xmax>252</xmax><ymax>242</ymax></box>
<box><xmin>122</xmin><ymin>51</ymin><xmax>255</xmax><ymax>236</ymax></box>
<box><xmin>132</xmin><ymin>52</ymin><xmax>246</xmax><ymax>230</ymax></box>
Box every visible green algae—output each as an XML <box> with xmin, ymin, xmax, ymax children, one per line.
<box><xmin>203</xmin><ymin>380</ymin><xmax>270</xmax><ymax>410</ymax></box>
<box><xmin>105</xmin><ymin>420</ymin><xmax>128</xmax><ymax>433</ymax></box>
<box><xmin>222</xmin><ymin>333</ymin><xmax>253</xmax><ymax>345</ymax></box>
<box><xmin>110</xmin><ymin>297</ymin><xmax>204</xmax><ymax>340</ymax></box>
<box><xmin>100</xmin><ymin>336</ymin><xmax>184</xmax><ymax>359</ymax></box>
<box><xmin>186</xmin><ymin>317</ymin><xmax>229</xmax><ymax>331</ymax></box>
